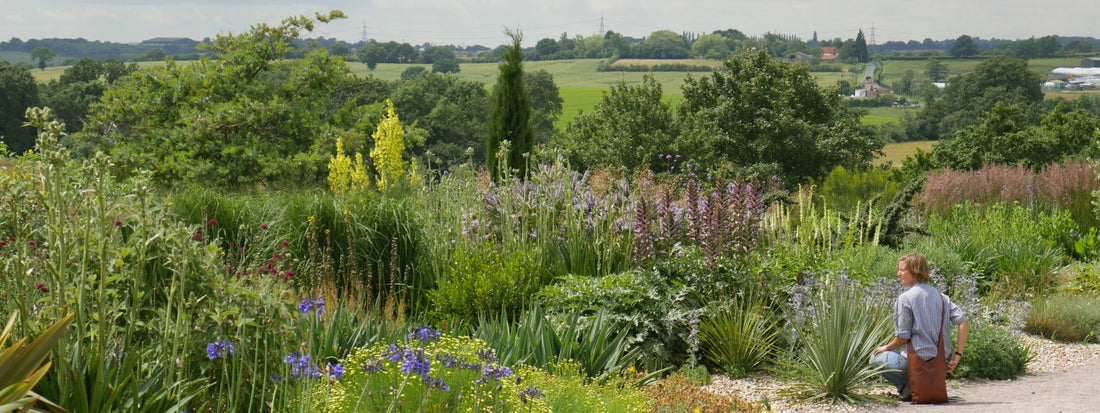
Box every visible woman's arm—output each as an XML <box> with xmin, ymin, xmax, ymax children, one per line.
<box><xmin>947</xmin><ymin>319</ymin><xmax>969</xmax><ymax>373</ymax></box>
<box><xmin>874</xmin><ymin>336</ymin><xmax>909</xmax><ymax>356</ymax></box>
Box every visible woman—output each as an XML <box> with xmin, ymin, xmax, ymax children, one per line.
<box><xmin>870</xmin><ymin>253</ymin><xmax>969</xmax><ymax>402</ymax></box>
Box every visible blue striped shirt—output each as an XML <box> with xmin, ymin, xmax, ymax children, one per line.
<box><xmin>895</xmin><ymin>283</ymin><xmax>967</xmax><ymax>360</ymax></box>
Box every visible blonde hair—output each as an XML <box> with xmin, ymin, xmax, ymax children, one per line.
<box><xmin>898</xmin><ymin>253</ymin><xmax>930</xmax><ymax>284</ymax></box>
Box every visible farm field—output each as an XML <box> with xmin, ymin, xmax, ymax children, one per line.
<box><xmin>875</xmin><ymin>139</ymin><xmax>935</xmax><ymax>166</ymax></box>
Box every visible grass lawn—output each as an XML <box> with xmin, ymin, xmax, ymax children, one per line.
<box><xmin>875</xmin><ymin>140</ymin><xmax>935</xmax><ymax>166</ymax></box>
<box><xmin>860</xmin><ymin>106</ymin><xmax>920</xmax><ymax>125</ymax></box>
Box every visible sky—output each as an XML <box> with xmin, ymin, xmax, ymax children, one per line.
<box><xmin>1</xmin><ymin>0</ymin><xmax>1091</xmax><ymax>48</ymax></box>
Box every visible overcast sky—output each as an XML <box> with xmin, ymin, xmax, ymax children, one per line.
<box><xmin>1</xmin><ymin>0</ymin><xmax>1090</xmax><ymax>47</ymax></box>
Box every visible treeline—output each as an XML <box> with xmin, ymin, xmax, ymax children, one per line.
<box><xmin>872</xmin><ymin>35</ymin><xmax>1099</xmax><ymax>57</ymax></box>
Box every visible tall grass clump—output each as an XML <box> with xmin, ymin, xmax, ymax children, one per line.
<box><xmin>922</xmin><ymin>203</ymin><xmax>1072</xmax><ymax>297</ymax></box>
<box><xmin>1025</xmin><ymin>294</ymin><xmax>1100</xmax><ymax>343</ymax></box>
<box><xmin>918</xmin><ymin>161</ymin><xmax>1098</xmax><ymax>230</ymax></box>
<box><xmin>779</xmin><ymin>275</ymin><xmax>896</xmax><ymax>403</ymax></box>
<box><xmin>816</xmin><ymin>165</ymin><xmax>899</xmax><ymax>213</ymax></box>
<box><xmin>168</xmin><ymin>188</ymin><xmax>426</xmax><ymax>310</ymax></box>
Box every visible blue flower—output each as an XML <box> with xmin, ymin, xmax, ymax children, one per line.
<box><xmin>298</xmin><ymin>297</ymin><xmax>326</xmax><ymax>315</ymax></box>
<box><xmin>328</xmin><ymin>362</ymin><xmax>345</xmax><ymax>380</ymax></box>
<box><xmin>519</xmin><ymin>385</ymin><xmax>544</xmax><ymax>403</ymax></box>
<box><xmin>399</xmin><ymin>349</ymin><xmax>431</xmax><ymax>377</ymax></box>
<box><xmin>206</xmin><ymin>341</ymin><xmax>234</xmax><ymax>360</ymax></box>
<box><xmin>407</xmin><ymin>325</ymin><xmax>441</xmax><ymax>341</ymax></box>
<box><xmin>362</xmin><ymin>359</ymin><xmax>387</xmax><ymax>374</ymax></box>
<box><xmin>284</xmin><ymin>352</ymin><xmax>320</xmax><ymax>379</ymax></box>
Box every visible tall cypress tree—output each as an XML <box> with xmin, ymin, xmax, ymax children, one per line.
<box><xmin>486</xmin><ymin>29</ymin><xmax>534</xmax><ymax>181</ymax></box>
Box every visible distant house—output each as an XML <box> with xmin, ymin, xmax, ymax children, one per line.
<box><xmin>854</xmin><ymin>75</ymin><xmax>893</xmax><ymax>99</ymax></box>
<box><xmin>1081</xmin><ymin>57</ymin><xmax>1100</xmax><ymax>68</ymax></box>
<box><xmin>820</xmin><ymin>47</ymin><xmax>838</xmax><ymax>61</ymax></box>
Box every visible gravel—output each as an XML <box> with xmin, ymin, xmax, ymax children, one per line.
<box><xmin>702</xmin><ymin>332</ymin><xmax>1100</xmax><ymax>412</ymax></box>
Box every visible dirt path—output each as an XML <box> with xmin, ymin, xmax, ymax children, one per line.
<box><xmin>868</xmin><ymin>354</ymin><xmax>1100</xmax><ymax>413</ymax></box>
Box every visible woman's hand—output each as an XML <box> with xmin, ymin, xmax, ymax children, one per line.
<box><xmin>873</xmin><ymin>345</ymin><xmax>889</xmax><ymax>356</ymax></box>
<box><xmin>946</xmin><ymin>353</ymin><xmax>961</xmax><ymax>373</ymax></box>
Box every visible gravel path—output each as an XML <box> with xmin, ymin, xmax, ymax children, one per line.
<box><xmin>704</xmin><ymin>333</ymin><xmax>1100</xmax><ymax>412</ymax></box>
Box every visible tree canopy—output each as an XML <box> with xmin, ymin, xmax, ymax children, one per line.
<box><xmin>678</xmin><ymin>50</ymin><xmax>879</xmax><ymax>183</ymax></box>
<box><xmin>0</xmin><ymin>60</ymin><xmax>39</xmax><ymax>153</ymax></box>
<box><xmin>79</xmin><ymin>10</ymin><xmax>356</xmax><ymax>186</ymax></box>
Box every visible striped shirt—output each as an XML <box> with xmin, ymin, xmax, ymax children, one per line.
<box><xmin>894</xmin><ymin>283</ymin><xmax>967</xmax><ymax>360</ymax></box>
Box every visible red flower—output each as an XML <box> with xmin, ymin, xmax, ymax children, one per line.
<box><xmin>0</xmin><ymin>241</ymin><xmax>6</xmax><ymax>247</ymax></box>
<box><xmin>283</xmin><ymin>270</ymin><xmax>295</xmax><ymax>279</ymax></box>
<box><xmin>260</xmin><ymin>224</ymin><xmax>269</xmax><ymax>230</ymax></box>
<box><xmin>36</xmin><ymin>283</ymin><xmax>50</xmax><ymax>293</ymax></box>
<box><xmin>280</xmin><ymin>241</ymin><xmax>289</xmax><ymax>247</ymax></box>
<box><xmin>207</xmin><ymin>219</ymin><xmax>217</xmax><ymax>226</ymax></box>
<box><xmin>114</xmin><ymin>220</ymin><xmax>122</xmax><ymax>227</ymax></box>
<box><xmin>192</xmin><ymin>233</ymin><xmax>202</xmax><ymax>240</ymax></box>
<box><xmin>28</xmin><ymin>240</ymin><xmax>35</xmax><ymax>246</ymax></box>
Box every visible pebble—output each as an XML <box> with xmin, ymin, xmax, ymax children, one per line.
<box><xmin>702</xmin><ymin>332</ymin><xmax>1100</xmax><ymax>412</ymax></box>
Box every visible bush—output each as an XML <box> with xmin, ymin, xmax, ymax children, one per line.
<box><xmin>1025</xmin><ymin>294</ymin><xmax>1100</xmax><ymax>343</ymax></box>
<box><xmin>430</xmin><ymin>242</ymin><xmax>543</xmax><ymax>323</ymax></box>
<box><xmin>951</xmin><ymin>324</ymin><xmax>1031</xmax><ymax>380</ymax></box>
<box><xmin>817</xmin><ymin>166</ymin><xmax>899</xmax><ymax>213</ymax></box>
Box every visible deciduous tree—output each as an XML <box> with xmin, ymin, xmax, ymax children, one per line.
<box><xmin>950</xmin><ymin>34</ymin><xmax>979</xmax><ymax>58</ymax></box>
<box><xmin>30</xmin><ymin>46</ymin><xmax>56</xmax><ymax>70</ymax></box>
<box><xmin>678</xmin><ymin>50</ymin><xmax>879</xmax><ymax>183</ymax></box>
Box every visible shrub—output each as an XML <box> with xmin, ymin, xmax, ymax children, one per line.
<box><xmin>1025</xmin><ymin>294</ymin><xmax>1100</xmax><ymax>343</ymax></box>
<box><xmin>951</xmin><ymin>323</ymin><xmax>1031</xmax><ymax>380</ymax></box>
<box><xmin>430</xmin><ymin>242</ymin><xmax>542</xmax><ymax>323</ymax></box>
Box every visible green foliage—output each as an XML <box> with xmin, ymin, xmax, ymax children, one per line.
<box><xmin>950</xmin><ymin>35</ymin><xmax>979</xmax><ymax>58</ymax></box>
<box><xmin>30</xmin><ymin>46</ymin><xmax>56</xmax><ymax>70</ymax></box>
<box><xmin>678</xmin><ymin>49</ymin><xmax>880</xmax><ymax>184</ymax></box>
<box><xmin>951</xmin><ymin>323</ymin><xmax>1031</xmax><ymax>380</ymax></box>
<box><xmin>520</xmin><ymin>362</ymin><xmax>650</xmax><ymax>413</ymax></box>
<box><xmin>523</xmin><ymin>69</ymin><xmax>564</xmax><ymax>145</ymax></box>
<box><xmin>390</xmin><ymin>71</ymin><xmax>488</xmax><ymax>168</ymax></box>
<box><xmin>0</xmin><ymin>312</ymin><xmax>72</xmax><ymax>412</ymax></box>
<box><xmin>923</xmin><ymin>203</ymin><xmax>1072</xmax><ymax>297</ymax></box>
<box><xmin>699</xmin><ymin>291</ymin><xmax>781</xmax><ymax>377</ymax></box>
<box><xmin>911</xmin><ymin>55</ymin><xmax>1044</xmax><ymax>141</ymax></box>
<box><xmin>487</xmin><ymin>29</ymin><xmax>535</xmax><ymax>181</ymax></box>
<box><xmin>559</xmin><ymin>74</ymin><xmax>675</xmax><ymax>173</ymax></box>
<box><xmin>430</xmin><ymin>241</ymin><xmax>543</xmax><ymax>323</ymax></box>
<box><xmin>0</xmin><ymin>61</ymin><xmax>39</xmax><ymax>153</ymax></box>
<box><xmin>79</xmin><ymin>10</ymin><xmax>355</xmax><ymax>187</ymax></box>
<box><xmin>474</xmin><ymin>306</ymin><xmax>642</xmax><ymax>383</ymax></box>
<box><xmin>357</xmin><ymin>41</ymin><xmax>385</xmax><ymax>70</ymax></box>
<box><xmin>1025</xmin><ymin>294</ymin><xmax>1100</xmax><ymax>343</ymax></box>
<box><xmin>817</xmin><ymin>166</ymin><xmax>899</xmax><ymax>212</ymax></box>
<box><xmin>779</xmin><ymin>278</ymin><xmax>896</xmax><ymax>403</ymax></box>
<box><xmin>933</xmin><ymin>101</ymin><xmax>1099</xmax><ymax>171</ymax></box>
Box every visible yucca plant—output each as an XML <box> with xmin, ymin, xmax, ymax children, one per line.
<box><xmin>699</xmin><ymin>291</ymin><xmax>781</xmax><ymax>378</ymax></box>
<box><xmin>779</xmin><ymin>278</ymin><xmax>896</xmax><ymax>403</ymax></box>
<box><xmin>0</xmin><ymin>311</ymin><xmax>73</xmax><ymax>412</ymax></box>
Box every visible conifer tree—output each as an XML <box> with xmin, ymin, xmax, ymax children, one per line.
<box><xmin>486</xmin><ymin>29</ymin><xmax>534</xmax><ymax>181</ymax></box>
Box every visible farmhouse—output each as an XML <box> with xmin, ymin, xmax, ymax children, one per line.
<box><xmin>820</xmin><ymin>47</ymin><xmax>838</xmax><ymax>60</ymax></box>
